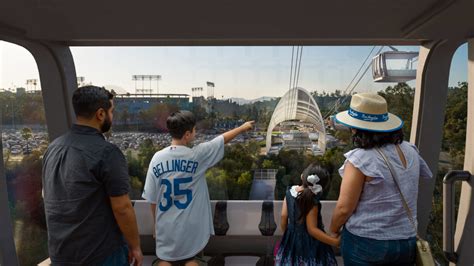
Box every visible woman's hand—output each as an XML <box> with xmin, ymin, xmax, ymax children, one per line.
<box><xmin>333</xmin><ymin>235</ymin><xmax>341</xmax><ymax>248</ymax></box>
<box><xmin>326</xmin><ymin>229</ymin><xmax>341</xmax><ymax>247</ymax></box>
<box><xmin>327</xmin><ymin>233</ymin><xmax>341</xmax><ymax>248</ymax></box>
<box><xmin>328</xmin><ymin>230</ymin><xmax>340</xmax><ymax>238</ymax></box>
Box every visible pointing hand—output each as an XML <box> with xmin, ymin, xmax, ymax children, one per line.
<box><xmin>241</xmin><ymin>121</ymin><xmax>255</xmax><ymax>131</ymax></box>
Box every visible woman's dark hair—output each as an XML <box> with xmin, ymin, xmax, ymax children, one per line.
<box><xmin>166</xmin><ymin>110</ymin><xmax>196</xmax><ymax>139</ymax></box>
<box><xmin>72</xmin><ymin>85</ymin><xmax>114</xmax><ymax>119</ymax></box>
<box><xmin>352</xmin><ymin>128</ymin><xmax>404</xmax><ymax>149</ymax></box>
<box><xmin>296</xmin><ymin>164</ymin><xmax>330</xmax><ymax>223</ymax></box>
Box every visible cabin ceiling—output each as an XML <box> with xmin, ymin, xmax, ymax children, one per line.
<box><xmin>0</xmin><ymin>0</ymin><xmax>473</xmax><ymax>45</ymax></box>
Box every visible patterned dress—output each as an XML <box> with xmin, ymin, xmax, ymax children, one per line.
<box><xmin>275</xmin><ymin>187</ymin><xmax>337</xmax><ymax>266</ymax></box>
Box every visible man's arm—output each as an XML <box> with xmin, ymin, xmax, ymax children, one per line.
<box><xmin>222</xmin><ymin>121</ymin><xmax>254</xmax><ymax>144</ymax></box>
<box><xmin>110</xmin><ymin>194</ymin><xmax>143</xmax><ymax>266</ymax></box>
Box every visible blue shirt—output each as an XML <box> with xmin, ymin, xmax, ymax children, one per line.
<box><xmin>338</xmin><ymin>141</ymin><xmax>433</xmax><ymax>240</ymax></box>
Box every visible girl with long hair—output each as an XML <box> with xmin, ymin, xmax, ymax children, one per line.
<box><xmin>275</xmin><ymin>164</ymin><xmax>339</xmax><ymax>266</ymax></box>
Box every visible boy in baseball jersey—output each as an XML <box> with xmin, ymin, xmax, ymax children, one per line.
<box><xmin>142</xmin><ymin>110</ymin><xmax>254</xmax><ymax>265</ymax></box>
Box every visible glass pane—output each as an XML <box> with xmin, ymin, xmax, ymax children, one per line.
<box><xmin>71</xmin><ymin>45</ymin><xmax>419</xmax><ymax>202</ymax></box>
<box><xmin>1</xmin><ymin>41</ymin><xmax>48</xmax><ymax>265</ymax></box>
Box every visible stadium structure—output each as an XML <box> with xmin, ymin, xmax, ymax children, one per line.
<box><xmin>266</xmin><ymin>87</ymin><xmax>326</xmax><ymax>155</ymax></box>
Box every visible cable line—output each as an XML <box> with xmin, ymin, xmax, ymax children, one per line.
<box><xmin>323</xmin><ymin>46</ymin><xmax>384</xmax><ymax>119</ymax></box>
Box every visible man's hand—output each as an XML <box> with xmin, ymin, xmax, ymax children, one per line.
<box><xmin>128</xmin><ymin>247</ymin><xmax>143</xmax><ymax>266</ymax></box>
<box><xmin>110</xmin><ymin>195</ymin><xmax>142</xmax><ymax>265</ymax></box>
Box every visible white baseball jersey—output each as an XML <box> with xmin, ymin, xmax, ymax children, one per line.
<box><xmin>142</xmin><ymin>135</ymin><xmax>224</xmax><ymax>261</ymax></box>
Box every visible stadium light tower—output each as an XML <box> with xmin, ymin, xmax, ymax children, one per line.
<box><xmin>191</xmin><ymin>87</ymin><xmax>203</xmax><ymax>97</ymax></box>
<box><xmin>133</xmin><ymin>75</ymin><xmax>161</xmax><ymax>94</ymax></box>
<box><xmin>206</xmin><ymin>81</ymin><xmax>215</xmax><ymax>99</ymax></box>
<box><xmin>77</xmin><ymin>76</ymin><xmax>85</xmax><ymax>87</ymax></box>
<box><xmin>26</xmin><ymin>79</ymin><xmax>38</xmax><ymax>91</ymax></box>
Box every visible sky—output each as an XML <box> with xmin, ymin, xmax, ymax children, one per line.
<box><xmin>0</xmin><ymin>42</ymin><xmax>469</xmax><ymax>99</ymax></box>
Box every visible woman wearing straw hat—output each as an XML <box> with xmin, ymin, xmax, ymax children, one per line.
<box><xmin>329</xmin><ymin>93</ymin><xmax>433</xmax><ymax>265</ymax></box>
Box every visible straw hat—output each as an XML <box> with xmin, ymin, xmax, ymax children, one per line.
<box><xmin>334</xmin><ymin>93</ymin><xmax>403</xmax><ymax>132</ymax></box>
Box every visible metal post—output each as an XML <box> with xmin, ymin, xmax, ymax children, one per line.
<box><xmin>443</xmin><ymin>170</ymin><xmax>471</xmax><ymax>263</ymax></box>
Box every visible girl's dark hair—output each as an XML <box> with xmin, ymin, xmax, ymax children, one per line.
<box><xmin>296</xmin><ymin>164</ymin><xmax>330</xmax><ymax>223</ymax></box>
<box><xmin>166</xmin><ymin>110</ymin><xmax>196</xmax><ymax>139</ymax></box>
<box><xmin>352</xmin><ymin>128</ymin><xmax>404</xmax><ymax>149</ymax></box>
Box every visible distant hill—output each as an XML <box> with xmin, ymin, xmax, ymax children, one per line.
<box><xmin>229</xmin><ymin>96</ymin><xmax>277</xmax><ymax>105</ymax></box>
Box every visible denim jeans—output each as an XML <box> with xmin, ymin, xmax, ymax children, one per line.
<box><xmin>101</xmin><ymin>245</ymin><xmax>129</xmax><ymax>266</ymax></box>
<box><xmin>341</xmin><ymin>228</ymin><xmax>416</xmax><ymax>266</ymax></box>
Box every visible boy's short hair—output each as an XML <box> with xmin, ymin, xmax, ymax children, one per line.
<box><xmin>166</xmin><ymin>110</ymin><xmax>196</xmax><ymax>139</ymax></box>
<box><xmin>72</xmin><ymin>85</ymin><xmax>114</xmax><ymax>119</ymax></box>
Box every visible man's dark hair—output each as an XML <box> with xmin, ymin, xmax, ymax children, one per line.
<box><xmin>166</xmin><ymin>110</ymin><xmax>196</xmax><ymax>139</ymax></box>
<box><xmin>72</xmin><ymin>86</ymin><xmax>114</xmax><ymax>118</ymax></box>
<box><xmin>352</xmin><ymin>128</ymin><xmax>404</xmax><ymax>149</ymax></box>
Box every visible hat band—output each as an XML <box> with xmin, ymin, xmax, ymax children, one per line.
<box><xmin>348</xmin><ymin>108</ymin><xmax>389</xmax><ymax>122</ymax></box>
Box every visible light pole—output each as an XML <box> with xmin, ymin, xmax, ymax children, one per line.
<box><xmin>11</xmin><ymin>98</ymin><xmax>14</xmax><ymax>130</ymax></box>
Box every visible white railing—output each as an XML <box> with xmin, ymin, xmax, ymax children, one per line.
<box><xmin>133</xmin><ymin>200</ymin><xmax>337</xmax><ymax>237</ymax></box>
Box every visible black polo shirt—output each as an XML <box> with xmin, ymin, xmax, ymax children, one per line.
<box><xmin>42</xmin><ymin>124</ymin><xmax>130</xmax><ymax>265</ymax></box>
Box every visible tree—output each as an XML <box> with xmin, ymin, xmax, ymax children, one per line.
<box><xmin>126</xmin><ymin>150</ymin><xmax>143</xmax><ymax>183</ymax></box>
<box><xmin>206</xmin><ymin>168</ymin><xmax>229</xmax><ymax>200</ymax></box>
<box><xmin>21</xmin><ymin>94</ymin><xmax>46</xmax><ymax>125</ymax></box>
<box><xmin>443</xmin><ymin>82</ymin><xmax>468</xmax><ymax>168</ymax></box>
<box><xmin>21</xmin><ymin>127</ymin><xmax>33</xmax><ymax>154</ymax></box>
<box><xmin>262</xmin><ymin>159</ymin><xmax>277</xmax><ymax>169</ymax></box>
<box><xmin>235</xmin><ymin>171</ymin><xmax>253</xmax><ymax>198</ymax></box>
<box><xmin>3</xmin><ymin>150</ymin><xmax>11</xmax><ymax>163</ymax></box>
<box><xmin>119</xmin><ymin>108</ymin><xmax>130</xmax><ymax>129</ymax></box>
<box><xmin>334</xmin><ymin>130</ymin><xmax>352</xmax><ymax>144</ymax></box>
<box><xmin>316</xmin><ymin>147</ymin><xmax>347</xmax><ymax>200</ymax></box>
<box><xmin>138</xmin><ymin>139</ymin><xmax>160</xmax><ymax>175</ymax></box>
<box><xmin>192</xmin><ymin>104</ymin><xmax>208</xmax><ymax>121</ymax></box>
<box><xmin>129</xmin><ymin>176</ymin><xmax>144</xmax><ymax>199</ymax></box>
<box><xmin>378</xmin><ymin>83</ymin><xmax>415</xmax><ymax>137</ymax></box>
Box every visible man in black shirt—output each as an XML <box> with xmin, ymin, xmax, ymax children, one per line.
<box><xmin>42</xmin><ymin>86</ymin><xmax>143</xmax><ymax>265</ymax></box>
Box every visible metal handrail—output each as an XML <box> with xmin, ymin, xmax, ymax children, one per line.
<box><xmin>443</xmin><ymin>170</ymin><xmax>471</xmax><ymax>263</ymax></box>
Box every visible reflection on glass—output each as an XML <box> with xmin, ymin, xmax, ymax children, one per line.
<box><xmin>2</xmin><ymin>89</ymin><xmax>49</xmax><ymax>265</ymax></box>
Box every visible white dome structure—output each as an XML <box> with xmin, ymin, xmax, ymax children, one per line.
<box><xmin>266</xmin><ymin>87</ymin><xmax>326</xmax><ymax>154</ymax></box>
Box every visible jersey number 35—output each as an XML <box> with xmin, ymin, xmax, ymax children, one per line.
<box><xmin>159</xmin><ymin>177</ymin><xmax>193</xmax><ymax>212</ymax></box>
